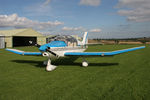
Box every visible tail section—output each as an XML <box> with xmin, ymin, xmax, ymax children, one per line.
<box><xmin>78</xmin><ymin>32</ymin><xmax>88</xmax><ymax>46</ymax></box>
<box><xmin>82</xmin><ymin>32</ymin><xmax>88</xmax><ymax>45</ymax></box>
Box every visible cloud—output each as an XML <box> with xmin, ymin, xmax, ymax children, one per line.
<box><xmin>79</xmin><ymin>0</ymin><xmax>101</xmax><ymax>6</ymax></box>
<box><xmin>24</xmin><ymin>0</ymin><xmax>52</xmax><ymax>17</ymax></box>
<box><xmin>90</xmin><ymin>28</ymin><xmax>101</xmax><ymax>32</ymax></box>
<box><xmin>44</xmin><ymin>0</ymin><xmax>51</xmax><ymax>6</ymax></box>
<box><xmin>62</xmin><ymin>26</ymin><xmax>85</xmax><ymax>31</ymax></box>
<box><xmin>116</xmin><ymin>0</ymin><xmax>150</xmax><ymax>22</ymax></box>
<box><xmin>62</xmin><ymin>27</ymin><xmax>102</xmax><ymax>33</ymax></box>
<box><xmin>0</xmin><ymin>14</ymin><xmax>64</xmax><ymax>30</ymax></box>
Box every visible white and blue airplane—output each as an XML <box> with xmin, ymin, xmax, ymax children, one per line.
<box><xmin>6</xmin><ymin>32</ymin><xmax>145</xmax><ymax>71</ymax></box>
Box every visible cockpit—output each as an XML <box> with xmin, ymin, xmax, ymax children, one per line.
<box><xmin>46</xmin><ymin>35</ymin><xmax>78</xmax><ymax>47</ymax></box>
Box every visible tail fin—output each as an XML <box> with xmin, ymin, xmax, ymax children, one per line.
<box><xmin>78</xmin><ymin>32</ymin><xmax>88</xmax><ymax>46</ymax></box>
<box><xmin>82</xmin><ymin>32</ymin><xmax>88</xmax><ymax>45</ymax></box>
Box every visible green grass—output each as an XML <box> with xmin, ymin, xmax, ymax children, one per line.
<box><xmin>0</xmin><ymin>45</ymin><xmax>150</xmax><ymax>100</ymax></box>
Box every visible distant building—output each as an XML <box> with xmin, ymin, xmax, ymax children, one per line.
<box><xmin>0</xmin><ymin>28</ymin><xmax>46</xmax><ymax>48</ymax></box>
<box><xmin>0</xmin><ymin>35</ymin><xmax>5</xmax><ymax>49</ymax></box>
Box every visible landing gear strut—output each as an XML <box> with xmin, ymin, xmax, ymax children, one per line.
<box><xmin>45</xmin><ymin>58</ymin><xmax>57</xmax><ymax>71</ymax></box>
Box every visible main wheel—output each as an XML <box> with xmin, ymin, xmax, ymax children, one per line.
<box><xmin>82</xmin><ymin>61</ymin><xmax>88</xmax><ymax>67</ymax></box>
<box><xmin>46</xmin><ymin>65</ymin><xmax>57</xmax><ymax>71</ymax></box>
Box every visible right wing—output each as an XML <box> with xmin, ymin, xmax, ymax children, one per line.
<box><xmin>65</xmin><ymin>46</ymin><xmax>145</xmax><ymax>56</ymax></box>
<box><xmin>6</xmin><ymin>49</ymin><xmax>42</xmax><ymax>56</ymax></box>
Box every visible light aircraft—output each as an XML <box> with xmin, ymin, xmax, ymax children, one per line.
<box><xmin>6</xmin><ymin>32</ymin><xmax>145</xmax><ymax>71</ymax></box>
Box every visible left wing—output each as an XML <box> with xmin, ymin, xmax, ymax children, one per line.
<box><xmin>6</xmin><ymin>49</ymin><xmax>42</xmax><ymax>56</ymax></box>
<box><xmin>64</xmin><ymin>46</ymin><xmax>145</xmax><ymax>56</ymax></box>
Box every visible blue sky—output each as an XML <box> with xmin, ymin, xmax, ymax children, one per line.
<box><xmin>0</xmin><ymin>0</ymin><xmax>150</xmax><ymax>38</ymax></box>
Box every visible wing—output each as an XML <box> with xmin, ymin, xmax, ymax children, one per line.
<box><xmin>64</xmin><ymin>46</ymin><xmax>145</xmax><ymax>56</ymax></box>
<box><xmin>6</xmin><ymin>49</ymin><xmax>42</xmax><ymax>56</ymax></box>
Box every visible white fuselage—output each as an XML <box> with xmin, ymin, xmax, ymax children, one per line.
<box><xmin>42</xmin><ymin>46</ymin><xmax>87</xmax><ymax>59</ymax></box>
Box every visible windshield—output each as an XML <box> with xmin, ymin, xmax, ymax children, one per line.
<box><xmin>46</xmin><ymin>35</ymin><xmax>78</xmax><ymax>46</ymax></box>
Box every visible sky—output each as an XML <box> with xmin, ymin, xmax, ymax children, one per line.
<box><xmin>0</xmin><ymin>0</ymin><xmax>150</xmax><ymax>38</ymax></box>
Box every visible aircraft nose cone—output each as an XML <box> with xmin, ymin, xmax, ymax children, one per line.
<box><xmin>39</xmin><ymin>45</ymin><xmax>46</xmax><ymax>51</ymax></box>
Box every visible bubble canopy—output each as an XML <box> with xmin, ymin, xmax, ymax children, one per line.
<box><xmin>40</xmin><ymin>35</ymin><xmax>78</xmax><ymax>51</ymax></box>
<box><xmin>47</xmin><ymin>35</ymin><xmax>78</xmax><ymax>43</ymax></box>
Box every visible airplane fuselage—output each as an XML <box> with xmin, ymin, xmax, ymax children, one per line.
<box><xmin>42</xmin><ymin>46</ymin><xmax>87</xmax><ymax>59</ymax></box>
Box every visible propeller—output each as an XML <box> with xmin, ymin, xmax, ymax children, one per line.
<box><xmin>46</xmin><ymin>47</ymin><xmax>59</xmax><ymax>58</ymax></box>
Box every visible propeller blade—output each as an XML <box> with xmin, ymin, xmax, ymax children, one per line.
<box><xmin>46</xmin><ymin>47</ymin><xmax>59</xmax><ymax>57</ymax></box>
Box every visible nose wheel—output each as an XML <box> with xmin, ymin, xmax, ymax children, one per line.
<box><xmin>46</xmin><ymin>58</ymin><xmax>57</xmax><ymax>71</ymax></box>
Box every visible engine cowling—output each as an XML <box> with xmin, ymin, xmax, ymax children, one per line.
<box><xmin>42</xmin><ymin>52</ymin><xmax>49</xmax><ymax>57</ymax></box>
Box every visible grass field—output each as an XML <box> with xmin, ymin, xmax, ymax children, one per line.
<box><xmin>0</xmin><ymin>45</ymin><xmax>150</xmax><ymax>100</ymax></box>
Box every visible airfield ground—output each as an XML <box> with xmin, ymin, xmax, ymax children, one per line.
<box><xmin>0</xmin><ymin>45</ymin><xmax>150</xmax><ymax>100</ymax></box>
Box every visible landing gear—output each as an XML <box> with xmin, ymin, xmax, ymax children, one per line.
<box><xmin>82</xmin><ymin>61</ymin><xmax>88</xmax><ymax>67</ymax></box>
<box><xmin>45</xmin><ymin>58</ymin><xmax>57</xmax><ymax>71</ymax></box>
<box><xmin>42</xmin><ymin>52</ymin><xmax>57</xmax><ymax>71</ymax></box>
<box><xmin>82</xmin><ymin>57</ymin><xmax>88</xmax><ymax>67</ymax></box>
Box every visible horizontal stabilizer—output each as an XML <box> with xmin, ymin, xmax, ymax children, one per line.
<box><xmin>65</xmin><ymin>46</ymin><xmax>145</xmax><ymax>56</ymax></box>
<box><xmin>6</xmin><ymin>49</ymin><xmax>42</xmax><ymax>56</ymax></box>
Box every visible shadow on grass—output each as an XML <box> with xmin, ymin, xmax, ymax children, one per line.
<box><xmin>55</xmin><ymin>57</ymin><xmax>118</xmax><ymax>67</ymax></box>
<box><xmin>11</xmin><ymin>60</ymin><xmax>45</xmax><ymax>68</ymax></box>
<box><xmin>11</xmin><ymin>57</ymin><xmax>78</xmax><ymax>68</ymax></box>
<box><xmin>12</xmin><ymin>57</ymin><xmax>119</xmax><ymax>67</ymax></box>
<box><xmin>11</xmin><ymin>57</ymin><xmax>119</xmax><ymax>67</ymax></box>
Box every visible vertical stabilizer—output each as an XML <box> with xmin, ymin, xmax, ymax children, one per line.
<box><xmin>82</xmin><ymin>32</ymin><xmax>88</xmax><ymax>45</ymax></box>
<box><xmin>77</xmin><ymin>32</ymin><xmax>88</xmax><ymax>46</ymax></box>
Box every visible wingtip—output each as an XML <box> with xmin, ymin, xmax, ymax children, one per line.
<box><xmin>140</xmin><ymin>46</ymin><xmax>146</xmax><ymax>48</ymax></box>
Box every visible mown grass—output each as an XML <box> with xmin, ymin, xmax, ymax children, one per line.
<box><xmin>0</xmin><ymin>45</ymin><xmax>150</xmax><ymax>100</ymax></box>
